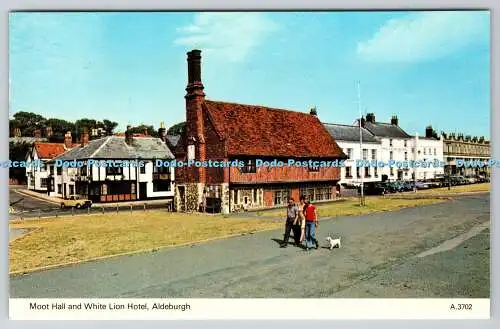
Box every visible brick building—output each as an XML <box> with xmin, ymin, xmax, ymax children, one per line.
<box><xmin>172</xmin><ymin>50</ymin><xmax>346</xmax><ymax>213</ymax></box>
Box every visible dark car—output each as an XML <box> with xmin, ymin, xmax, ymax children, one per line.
<box><xmin>401</xmin><ymin>181</ymin><xmax>414</xmax><ymax>191</ymax></box>
<box><xmin>360</xmin><ymin>182</ymin><xmax>386</xmax><ymax>195</ymax></box>
<box><xmin>385</xmin><ymin>181</ymin><xmax>402</xmax><ymax>193</ymax></box>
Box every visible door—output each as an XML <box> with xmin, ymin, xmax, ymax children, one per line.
<box><xmin>397</xmin><ymin>170</ymin><xmax>403</xmax><ymax>180</ymax></box>
<box><xmin>139</xmin><ymin>182</ymin><xmax>147</xmax><ymax>200</ymax></box>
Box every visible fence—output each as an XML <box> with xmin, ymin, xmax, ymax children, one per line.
<box><xmin>9</xmin><ymin>202</ymin><xmax>174</xmax><ymax>220</ymax></box>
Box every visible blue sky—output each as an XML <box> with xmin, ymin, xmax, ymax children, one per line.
<box><xmin>9</xmin><ymin>11</ymin><xmax>490</xmax><ymax>137</ymax></box>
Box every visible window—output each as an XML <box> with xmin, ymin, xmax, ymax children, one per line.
<box><xmin>49</xmin><ymin>166</ymin><xmax>54</xmax><ymax>175</ymax></box>
<box><xmin>411</xmin><ymin>148</ymin><xmax>415</xmax><ymax>153</ymax></box>
<box><xmin>389</xmin><ymin>139</ymin><xmax>393</xmax><ymax>147</ymax></box>
<box><xmin>80</xmin><ymin>165</ymin><xmax>87</xmax><ymax>176</ymax></box>
<box><xmin>364</xmin><ymin>167</ymin><xmax>370</xmax><ymax>177</ymax></box>
<box><xmin>347</xmin><ymin>148</ymin><xmax>353</xmax><ymax>159</ymax></box>
<box><xmin>106</xmin><ymin>166</ymin><xmax>123</xmax><ymax>176</ymax></box>
<box><xmin>345</xmin><ymin>166</ymin><xmax>352</xmax><ymax>178</ymax></box>
<box><xmin>40</xmin><ymin>178</ymin><xmax>47</xmax><ymax>188</ymax></box>
<box><xmin>434</xmin><ymin>148</ymin><xmax>436</xmax><ymax>155</ymax></box>
<box><xmin>274</xmin><ymin>189</ymin><xmax>290</xmax><ymax>206</ymax></box>
<box><xmin>315</xmin><ymin>187</ymin><xmax>332</xmax><ymax>201</ymax></box>
<box><xmin>356</xmin><ymin>167</ymin><xmax>360</xmax><ymax>178</ymax></box>
<box><xmin>308</xmin><ymin>162</ymin><xmax>320</xmax><ymax>172</ymax></box>
<box><xmin>300</xmin><ymin>187</ymin><xmax>315</xmax><ymax>202</ymax></box>
<box><xmin>374</xmin><ymin>167</ymin><xmax>378</xmax><ymax>177</ymax></box>
<box><xmin>57</xmin><ymin>167</ymin><xmax>62</xmax><ymax>175</ymax></box>
<box><xmin>140</xmin><ymin>165</ymin><xmax>146</xmax><ymax>174</ymax></box>
<box><xmin>153</xmin><ymin>164</ymin><xmax>170</xmax><ymax>175</ymax></box>
<box><xmin>131</xmin><ymin>183</ymin><xmax>136</xmax><ymax>194</ymax></box>
<box><xmin>101</xmin><ymin>184</ymin><xmax>108</xmax><ymax>195</ymax></box>
<box><xmin>405</xmin><ymin>171</ymin><xmax>408</xmax><ymax>176</ymax></box>
<box><xmin>57</xmin><ymin>184</ymin><xmax>62</xmax><ymax>193</ymax></box>
<box><xmin>362</xmin><ymin>149</ymin><xmax>368</xmax><ymax>160</ymax></box>
<box><xmin>153</xmin><ymin>180</ymin><xmax>171</xmax><ymax>192</ymax></box>
<box><xmin>253</xmin><ymin>189</ymin><xmax>258</xmax><ymax>203</ymax></box>
<box><xmin>390</xmin><ymin>151</ymin><xmax>393</xmax><ymax>160</ymax></box>
<box><xmin>390</xmin><ymin>168</ymin><xmax>394</xmax><ymax>176</ymax></box>
<box><xmin>424</xmin><ymin>148</ymin><xmax>427</xmax><ymax>155</ymax></box>
<box><xmin>404</xmin><ymin>140</ymin><xmax>407</xmax><ymax>147</ymax></box>
<box><xmin>40</xmin><ymin>164</ymin><xmax>46</xmax><ymax>172</ymax></box>
<box><xmin>371</xmin><ymin>149</ymin><xmax>376</xmax><ymax>160</ymax></box>
<box><xmin>404</xmin><ymin>152</ymin><xmax>408</xmax><ymax>160</ymax></box>
<box><xmin>240</xmin><ymin>159</ymin><xmax>257</xmax><ymax>173</ymax></box>
<box><xmin>234</xmin><ymin>190</ymin><xmax>238</xmax><ymax>204</ymax></box>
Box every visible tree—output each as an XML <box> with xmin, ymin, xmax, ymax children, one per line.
<box><xmin>11</xmin><ymin>111</ymin><xmax>47</xmax><ymax>136</ymax></box>
<box><xmin>128</xmin><ymin>124</ymin><xmax>159</xmax><ymax>138</ymax></box>
<box><xmin>102</xmin><ymin>119</ymin><xmax>119</xmax><ymax>136</ymax></box>
<box><xmin>167</xmin><ymin>122</ymin><xmax>186</xmax><ymax>136</ymax></box>
<box><xmin>9</xmin><ymin>140</ymin><xmax>32</xmax><ymax>184</ymax></box>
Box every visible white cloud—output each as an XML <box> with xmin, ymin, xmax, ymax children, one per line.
<box><xmin>174</xmin><ymin>12</ymin><xmax>279</xmax><ymax>62</ymax></box>
<box><xmin>357</xmin><ymin>11</ymin><xmax>489</xmax><ymax>63</ymax></box>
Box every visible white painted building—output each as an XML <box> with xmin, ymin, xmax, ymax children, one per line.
<box><xmin>47</xmin><ymin>135</ymin><xmax>175</xmax><ymax>203</ymax></box>
<box><xmin>324</xmin><ymin>123</ymin><xmax>382</xmax><ymax>185</ymax></box>
<box><xmin>409</xmin><ymin>127</ymin><xmax>445</xmax><ymax>180</ymax></box>
<box><xmin>25</xmin><ymin>141</ymin><xmax>72</xmax><ymax>192</ymax></box>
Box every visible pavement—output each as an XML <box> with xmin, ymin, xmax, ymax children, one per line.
<box><xmin>9</xmin><ymin>193</ymin><xmax>490</xmax><ymax>298</ymax></box>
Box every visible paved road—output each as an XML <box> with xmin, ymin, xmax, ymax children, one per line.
<box><xmin>10</xmin><ymin>194</ymin><xmax>490</xmax><ymax>298</ymax></box>
<box><xmin>9</xmin><ymin>188</ymin><xmax>172</xmax><ymax>219</ymax></box>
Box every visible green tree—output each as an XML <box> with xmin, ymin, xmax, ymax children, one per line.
<box><xmin>11</xmin><ymin>111</ymin><xmax>47</xmax><ymax>136</ymax></box>
<box><xmin>167</xmin><ymin>122</ymin><xmax>186</xmax><ymax>136</ymax></box>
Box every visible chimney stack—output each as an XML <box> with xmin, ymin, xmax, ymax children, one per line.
<box><xmin>64</xmin><ymin>131</ymin><xmax>72</xmax><ymax>149</ymax></box>
<box><xmin>309</xmin><ymin>107</ymin><xmax>318</xmax><ymax>116</ymax></box>
<box><xmin>125</xmin><ymin>125</ymin><xmax>133</xmax><ymax>145</ymax></box>
<box><xmin>390</xmin><ymin>115</ymin><xmax>398</xmax><ymax>126</ymax></box>
<box><xmin>366</xmin><ymin>113</ymin><xmax>375</xmax><ymax>123</ymax></box>
<box><xmin>425</xmin><ymin>125</ymin><xmax>433</xmax><ymax>138</ymax></box>
<box><xmin>158</xmin><ymin>121</ymin><xmax>166</xmax><ymax>142</ymax></box>
<box><xmin>33</xmin><ymin>129</ymin><xmax>42</xmax><ymax>138</ymax></box>
<box><xmin>360</xmin><ymin>116</ymin><xmax>366</xmax><ymax>128</ymax></box>
<box><xmin>185</xmin><ymin>49</ymin><xmax>207</xmax><ymax>185</ymax></box>
<box><xmin>81</xmin><ymin>127</ymin><xmax>89</xmax><ymax>146</ymax></box>
<box><xmin>45</xmin><ymin>126</ymin><xmax>53</xmax><ymax>138</ymax></box>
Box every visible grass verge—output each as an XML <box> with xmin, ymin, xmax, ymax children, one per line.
<box><xmin>10</xmin><ymin>196</ymin><xmax>446</xmax><ymax>274</ymax></box>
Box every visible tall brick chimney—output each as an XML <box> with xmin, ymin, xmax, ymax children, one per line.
<box><xmin>64</xmin><ymin>131</ymin><xmax>72</xmax><ymax>149</ymax></box>
<box><xmin>81</xmin><ymin>127</ymin><xmax>89</xmax><ymax>146</ymax></box>
<box><xmin>185</xmin><ymin>49</ymin><xmax>206</xmax><ymax>183</ymax></box>
<box><xmin>390</xmin><ymin>115</ymin><xmax>398</xmax><ymax>126</ymax></box>
<box><xmin>125</xmin><ymin>125</ymin><xmax>133</xmax><ymax>145</ymax></box>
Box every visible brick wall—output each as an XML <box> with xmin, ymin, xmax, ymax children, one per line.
<box><xmin>229</xmin><ymin>164</ymin><xmax>340</xmax><ymax>184</ymax></box>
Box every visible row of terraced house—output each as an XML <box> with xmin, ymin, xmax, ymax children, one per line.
<box><xmin>19</xmin><ymin>49</ymin><xmax>491</xmax><ymax>214</ymax></box>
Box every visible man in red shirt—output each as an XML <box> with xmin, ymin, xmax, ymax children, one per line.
<box><xmin>304</xmin><ymin>200</ymin><xmax>319</xmax><ymax>250</ymax></box>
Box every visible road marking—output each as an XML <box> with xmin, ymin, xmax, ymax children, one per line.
<box><xmin>416</xmin><ymin>221</ymin><xmax>490</xmax><ymax>258</ymax></box>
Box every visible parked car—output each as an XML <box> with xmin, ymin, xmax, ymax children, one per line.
<box><xmin>385</xmin><ymin>181</ymin><xmax>403</xmax><ymax>193</ymax></box>
<box><xmin>401</xmin><ymin>181</ymin><xmax>414</xmax><ymax>191</ymax></box>
<box><xmin>466</xmin><ymin>177</ymin><xmax>477</xmax><ymax>184</ymax></box>
<box><xmin>60</xmin><ymin>194</ymin><xmax>92</xmax><ymax>209</ymax></box>
<box><xmin>426</xmin><ymin>179</ymin><xmax>441</xmax><ymax>188</ymax></box>
<box><xmin>358</xmin><ymin>182</ymin><xmax>386</xmax><ymax>195</ymax></box>
<box><xmin>415</xmin><ymin>181</ymin><xmax>431</xmax><ymax>189</ymax></box>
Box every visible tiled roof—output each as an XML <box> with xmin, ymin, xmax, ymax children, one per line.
<box><xmin>362</xmin><ymin>121</ymin><xmax>412</xmax><ymax>139</ymax></box>
<box><xmin>34</xmin><ymin>142</ymin><xmax>67</xmax><ymax>159</ymax></box>
<box><xmin>52</xmin><ymin>136</ymin><xmax>174</xmax><ymax>161</ymax></box>
<box><xmin>323</xmin><ymin>123</ymin><xmax>380</xmax><ymax>143</ymax></box>
<box><xmin>203</xmin><ymin>100</ymin><xmax>346</xmax><ymax>158</ymax></box>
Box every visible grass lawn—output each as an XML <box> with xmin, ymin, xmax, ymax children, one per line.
<box><xmin>256</xmin><ymin>197</ymin><xmax>446</xmax><ymax>220</ymax></box>
<box><xmin>9</xmin><ymin>212</ymin><xmax>283</xmax><ymax>274</ymax></box>
<box><xmin>411</xmin><ymin>183</ymin><xmax>490</xmax><ymax>195</ymax></box>
<box><xmin>10</xmin><ymin>196</ymin><xmax>446</xmax><ymax>274</ymax></box>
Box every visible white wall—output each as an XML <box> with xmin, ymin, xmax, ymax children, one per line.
<box><xmin>338</xmin><ymin>140</ymin><xmax>383</xmax><ymax>185</ymax></box>
<box><xmin>410</xmin><ymin>134</ymin><xmax>445</xmax><ymax>180</ymax></box>
<box><xmin>26</xmin><ymin>149</ymin><xmax>49</xmax><ymax>191</ymax></box>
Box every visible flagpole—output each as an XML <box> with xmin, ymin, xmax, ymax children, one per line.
<box><xmin>357</xmin><ymin>80</ymin><xmax>365</xmax><ymax>206</ymax></box>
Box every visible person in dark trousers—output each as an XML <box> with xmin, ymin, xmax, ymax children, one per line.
<box><xmin>280</xmin><ymin>197</ymin><xmax>299</xmax><ymax>248</ymax></box>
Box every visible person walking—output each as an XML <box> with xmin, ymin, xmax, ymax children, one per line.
<box><xmin>280</xmin><ymin>197</ymin><xmax>299</xmax><ymax>248</ymax></box>
<box><xmin>298</xmin><ymin>195</ymin><xmax>307</xmax><ymax>244</ymax></box>
<box><xmin>304</xmin><ymin>200</ymin><xmax>319</xmax><ymax>250</ymax></box>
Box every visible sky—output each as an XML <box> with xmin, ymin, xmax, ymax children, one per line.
<box><xmin>9</xmin><ymin>11</ymin><xmax>491</xmax><ymax>138</ymax></box>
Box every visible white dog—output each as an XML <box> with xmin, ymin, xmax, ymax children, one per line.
<box><xmin>326</xmin><ymin>236</ymin><xmax>342</xmax><ymax>250</ymax></box>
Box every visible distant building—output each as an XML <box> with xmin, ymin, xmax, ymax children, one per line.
<box><xmin>442</xmin><ymin>132</ymin><xmax>490</xmax><ymax>178</ymax></box>
<box><xmin>171</xmin><ymin>50</ymin><xmax>346</xmax><ymax>213</ymax></box>
<box><xmin>323</xmin><ymin>123</ymin><xmax>382</xmax><ymax>186</ymax></box>
<box><xmin>48</xmin><ymin>130</ymin><xmax>175</xmax><ymax>203</ymax></box>
<box><xmin>409</xmin><ymin>126</ymin><xmax>444</xmax><ymax>180</ymax></box>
